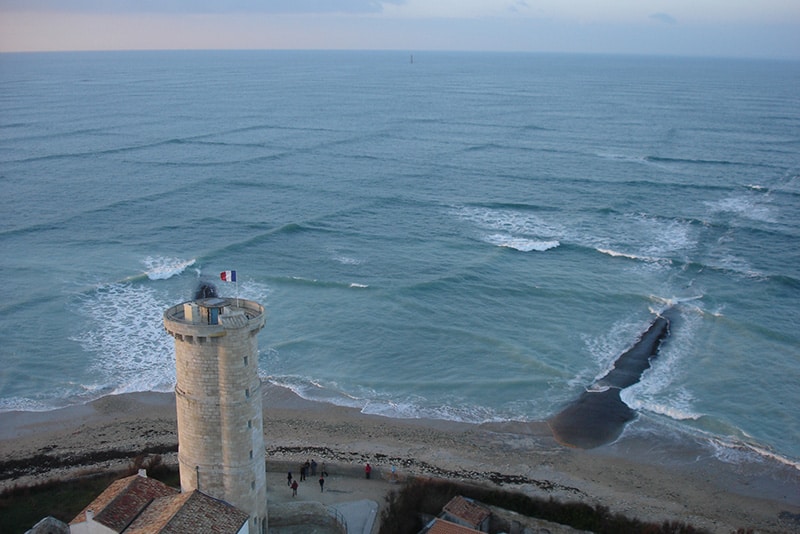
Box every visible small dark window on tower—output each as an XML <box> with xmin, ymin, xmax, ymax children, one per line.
<box><xmin>250</xmin><ymin>449</ymin><xmax>253</xmax><ymax>459</ymax></box>
<box><xmin>245</xmin><ymin>388</ymin><xmax>250</xmax><ymax>398</ymax></box>
<box><xmin>248</xmin><ymin>419</ymin><xmax>252</xmax><ymax>429</ymax></box>
<box><xmin>244</xmin><ymin>356</ymin><xmax>248</xmax><ymax>366</ymax></box>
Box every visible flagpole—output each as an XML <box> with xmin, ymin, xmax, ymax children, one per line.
<box><xmin>220</xmin><ymin>270</ymin><xmax>240</xmax><ymax>307</ymax></box>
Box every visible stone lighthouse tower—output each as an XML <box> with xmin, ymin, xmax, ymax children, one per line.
<box><xmin>164</xmin><ymin>296</ymin><xmax>267</xmax><ymax>534</ymax></box>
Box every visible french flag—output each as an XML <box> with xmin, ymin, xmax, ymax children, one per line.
<box><xmin>220</xmin><ymin>270</ymin><xmax>237</xmax><ymax>282</ymax></box>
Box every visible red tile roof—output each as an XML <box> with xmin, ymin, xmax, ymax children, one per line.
<box><xmin>427</xmin><ymin>518</ymin><xmax>482</xmax><ymax>534</ymax></box>
<box><xmin>124</xmin><ymin>492</ymin><xmax>193</xmax><ymax>534</ymax></box>
<box><xmin>442</xmin><ymin>495</ymin><xmax>491</xmax><ymax>528</ymax></box>
<box><xmin>127</xmin><ymin>491</ymin><xmax>248</xmax><ymax>534</ymax></box>
<box><xmin>70</xmin><ymin>474</ymin><xmax>178</xmax><ymax>531</ymax></box>
<box><xmin>70</xmin><ymin>473</ymin><xmax>248</xmax><ymax>533</ymax></box>
<box><xmin>163</xmin><ymin>491</ymin><xmax>249</xmax><ymax>533</ymax></box>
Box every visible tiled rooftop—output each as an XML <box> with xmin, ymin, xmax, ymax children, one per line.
<box><xmin>442</xmin><ymin>495</ymin><xmax>491</xmax><ymax>528</ymax></box>
<box><xmin>70</xmin><ymin>474</ymin><xmax>178</xmax><ymax>531</ymax></box>
<box><xmin>70</xmin><ymin>472</ymin><xmax>248</xmax><ymax>533</ymax></box>
<box><xmin>427</xmin><ymin>518</ymin><xmax>482</xmax><ymax>534</ymax></box>
<box><xmin>159</xmin><ymin>491</ymin><xmax>248</xmax><ymax>533</ymax></box>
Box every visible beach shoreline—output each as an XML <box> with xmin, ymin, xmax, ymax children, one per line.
<box><xmin>1</xmin><ymin>384</ymin><xmax>798</xmax><ymax>533</ymax></box>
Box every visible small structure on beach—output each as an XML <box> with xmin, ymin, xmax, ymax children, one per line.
<box><xmin>441</xmin><ymin>495</ymin><xmax>491</xmax><ymax>532</ymax></box>
<box><xmin>163</xmin><ymin>296</ymin><xmax>268</xmax><ymax>534</ymax></box>
<box><xmin>421</xmin><ymin>518</ymin><xmax>483</xmax><ymax>534</ymax></box>
<box><xmin>419</xmin><ymin>495</ymin><xmax>492</xmax><ymax>534</ymax></box>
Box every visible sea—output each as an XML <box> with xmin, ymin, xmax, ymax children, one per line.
<box><xmin>1</xmin><ymin>51</ymin><xmax>798</xmax><ymax>473</ymax></box>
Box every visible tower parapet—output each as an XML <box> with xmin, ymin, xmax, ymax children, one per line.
<box><xmin>164</xmin><ymin>297</ymin><xmax>267</xmax><ymax>534</ymax></box>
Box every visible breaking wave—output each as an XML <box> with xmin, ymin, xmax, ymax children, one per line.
<box><xmin>142</xmin><ymin>256</ymin><xmax>197</xmax><ymax>280</ymax></box>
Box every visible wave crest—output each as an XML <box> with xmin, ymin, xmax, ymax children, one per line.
<box><xmin>486</xmin><ymin>234</ymin><xmax>560</xmax><ymax>252</ymax></box>
<box><xmin>142</xmin><ymin>256</ymin><xmax>196</xmax><ymax>280</ymax></box>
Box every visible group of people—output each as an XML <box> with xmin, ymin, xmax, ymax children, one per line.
<box><xmin>287</xmin><ymin>460</ymin><xmax>382</xmax><ymax>497</ymax></box>
<box><xmin>288</xmin><ymin>459</ymin><xmax>328</xmax><ymax>496</ymax></box>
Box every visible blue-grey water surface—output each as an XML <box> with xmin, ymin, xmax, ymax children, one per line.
<box><xmin>1</xmin><ymin>50</ymin><xmax>798</xmax><ymax>468</ymax></box>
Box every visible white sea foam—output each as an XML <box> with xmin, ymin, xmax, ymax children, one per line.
<box><xmin>142</xmin><ymin>256</ymin><xmax>196</xmax><ymax>280</ymax></box>
<box><xmin>360</xmin><ymin>396</ymin><xmax>507</xmax><ymax>423</ymax></box>
<box><xmin>267</xmin><ymin>375</ymin><xmax>366</xmax><ymax>410</ymax></box>
<box><xmin>230</xmin><ymin>277</ymin><xmax>272</xmax><ymax>304</ymax></box>
<box><xmin>621</xmin><ymin>388</ymin><xmax>703</xmax><ymax>421</ymax></box>
<box><xmin>0</xmin><ymin>396</ymin><xmax>55</xmax><ymax>412</ymax></box>
<box><xmin>69</xmin><ymin>282</ymin><xmax>177</xmax><ymax>396</ymax></box>
<box><xmin>596</xmin><ymin>248</ymin><xmax>665</xmax><ymax>263</ymax></box>
<box><xmin>268</xmin><ymin>374</ymin><xmax>508</xmax><ymax>424</ymax></box>
<box><xmin>456</xmin><ymin>206</ymin><xmax>563</xmax><ymax>252</ymax></box>
<box><xmin>486</xmin><ymin>233</ymin><xmax>560</xmax><ymax>252</ymax></box>
<box><xmin>621</xmin><ymin>309</ymin><xmax>703</xmax><ymax>421</ymax></box>
<box><xmin>333</xmin><ymin>255</ymin><xmax>363</xmax><ymax>265</ymax></box>
<box><xmin>583</xmin><ymin>316</ymin><xmax>649</xmax><ymax>381</ymax></box>
<box><xmin>637</xmin><ymin>216</ymin><xmax>694</xmax><ymax>259</ymax></box>
<box><xmin>349</xmin><ymin>283</ymin><xmax>369</xmax><ymax>288</ymax></box>
<box><xmin>577</xmin><ymin>213</ymin><xmax>694</xmax><ymax>272</ymax></box>
<box><xmin>708</xmin><ymin>437</ymin><xmax>767</xmax><ymax>466</ymax></box>
<box><xmin>704</xmin><ymin>194</ymin><xmax>776</xmax><ymax>223</ymax></box>
<box><xmin>739</xmin><ymin>442</ymin><xmax>800</xmax><ymax>471</ymax></box>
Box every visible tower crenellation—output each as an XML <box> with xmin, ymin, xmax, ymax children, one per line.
<box><xmin>164</xmin><ymin>296</ymin><xmax>268</xmax><ymax>534</ymax></box>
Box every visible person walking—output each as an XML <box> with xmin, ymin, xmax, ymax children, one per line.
<box><xmin>291</xmin><ymin>479</ymin><xmax>298</xmax><ymax>497</ymax></box>
<box><xmin>365</xmin><ymin>463</ymin><xmax>372</xmax><ymax>479</ymax></box>
<box><xmin>319</xmin><ymin>475</ymin><xmax>325</xmax><ymax>492</ymax></box>
<box><xmin>287</xmin><ymin>471</ymin><xmax>293</xmax><ymax>487</ymax></box>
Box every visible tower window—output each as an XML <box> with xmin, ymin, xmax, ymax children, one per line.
<box><xmin>248</xmin><ymin>419</ymin><xmax>252</xmax><ymax>429</ymax></box>
<box><xmin>245</xmin><ymin>388</ymin><xmax>250</xmax><ymax>398</ymax></box>
<box><xmin>243</xmin><ymin>356</ymin><xmax>248</xmax><ymax>366</ymax></box>
<box><xmin>250</xmin><ymin>449</ymin><xmax>254</xmax><ymax>459</ymax></box>
<box><xmin>251</xmin><ymin>480</ymin><xmax>255</xmax><ymax>490</ymax></box>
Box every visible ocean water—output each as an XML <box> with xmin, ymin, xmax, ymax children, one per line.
<box><xmin>1</xmin><ymin>51</ymin><xmax>798</xmax><ymax>469</ymax></box>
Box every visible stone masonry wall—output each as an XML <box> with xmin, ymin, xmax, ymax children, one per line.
<box><xmin>165</xmin><ymin>299</ymin><xmax>268</xmax><ymax>534</ymax></box>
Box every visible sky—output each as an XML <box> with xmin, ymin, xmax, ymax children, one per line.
<box><xmin>0</xmin><ymin>0</ymin><xmax>799</xmax><ymax>59</ymax></box>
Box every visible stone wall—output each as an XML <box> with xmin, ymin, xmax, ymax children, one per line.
<box><xmin>165</xmin><ymin>298</ymin><xmax>268</xmax><ymax>534</ymax></box>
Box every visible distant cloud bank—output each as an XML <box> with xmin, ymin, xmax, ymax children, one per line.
<box><xmin>0</xmin><ymin>0</ymin><xmax>406</xmax><ymax>14</ymax></box>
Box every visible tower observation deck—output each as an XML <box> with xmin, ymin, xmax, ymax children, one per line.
<box><xmin>164</xmin><ymin>297</ymin><xmax>267</xmax><ymax>534</ymax></box>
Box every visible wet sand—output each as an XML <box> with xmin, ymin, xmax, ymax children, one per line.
<box><xmin>1</xmin><ymin>384</ymin><xmax>798</xmax><ymax>533</ymax></box>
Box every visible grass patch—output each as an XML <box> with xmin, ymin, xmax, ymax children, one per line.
<box><xmin>0</xmin><ymin>455</ymin><xmax>178</xmax><ymax>534</ymax></box>
<box><xmin>379</xmin><ymin>477</ymin><xmax>713</xmax><ymax>534</ymax></box>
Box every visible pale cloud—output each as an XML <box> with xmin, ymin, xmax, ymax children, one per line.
<box><xmin>0</xmin><ymin>0</ymin><xmax>406</xmax><ymax>14</ymax></box>
<box><xmin>380</xmin><ymin>0</ymin><xmax>799</xmax><ymax>24</ymax></box>
<box><xmin>0</xmin><ymin>0</ymin><xmax>798</xmax><ymax>57</ymax></box>
<box><xmin>650</xmin><ymin>12</ymin><xmax>677</xmax><ymax>25</ymax></box>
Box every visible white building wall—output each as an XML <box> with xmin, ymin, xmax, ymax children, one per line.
<box><xmin>69</xmin><ymin>511</ymin><xmax>117</xmax><ymax>534</ymax></box>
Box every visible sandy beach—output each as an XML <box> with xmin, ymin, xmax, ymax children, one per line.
<box><xmin>1</xmin><ymin>384</ymin><xmax>798</xmax><ymax>534</ymax></box>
